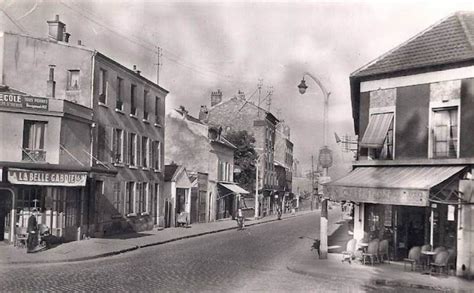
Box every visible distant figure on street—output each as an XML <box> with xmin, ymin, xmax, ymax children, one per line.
<box><xmin>236</xmin><ymin>208</ymin><xmax>245</xmax><ymax>230</ymax></box>
<box><xmin>26</xmin><ymin>210</ymin><xmax>38</xmax><ymax>253</ymax></box>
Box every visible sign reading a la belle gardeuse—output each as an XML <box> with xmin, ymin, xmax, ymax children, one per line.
<box><xmin>8</xmin><ymin>168</ymin><xmax>87</xmax><ymax>186</ymax></box>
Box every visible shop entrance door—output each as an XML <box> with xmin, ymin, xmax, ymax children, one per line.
<box><xmin>64</xmin><ymin>188</ymin><xmax>81</xmax><ymax>241</ymax></box>
<box><xmin>0</xmin><ymin>190</ymin><xmax>13</xmax><ymax>241</ymax></box>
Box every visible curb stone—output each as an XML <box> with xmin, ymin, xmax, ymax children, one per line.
<box><xmin>5</xmin><ymin>210</ymin><xmax>318</xmax><ymax>265</ymax></box>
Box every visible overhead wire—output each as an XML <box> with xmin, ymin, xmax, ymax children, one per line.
<box><xmin>59</xmin><ymin>0</ymin><xmax>254</xmax><ymax>84</ymax></box>
<box><xmin>0</xmin><ymin>8</ymin><xmax>27</xmax><ymax>33</ymax></box>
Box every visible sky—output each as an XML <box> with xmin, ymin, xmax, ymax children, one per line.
<box><xmin>1</xmin><ymin>0</ymin><xmax>473</xmax><ymax>178</ymax></box>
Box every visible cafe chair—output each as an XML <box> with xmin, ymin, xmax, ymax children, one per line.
<box><xmin>433</xmin><ymin>246</ymin><xmax>446</xmax><ymax>254</ymax></box>
<box><xmin>362</xmin><ymin>239</ymin><xmax>379</xmax><ymax>265</ymax></box>
<box><xmin>342</xmin><ymin>238</ymin><xmax>358</xmax><ymax>264</ymax></box>
<box><xmin>378</xmin><ymin>239</ymin><xmax>390</xmax><ymax>263</ymax></box>
<box><xmin>14</xmin><ymin>226</ymin><xmax>28</xmax><ymax>248</ymax></box>
<box><xmin>430</xmin><ymin>250</ymin><xmax>449</xmax><ymax>275</ymax></box>
<box><xmin>403</xmin><ymin>246</ymin><xmax>421</xmax><ymax>271</ymax></box>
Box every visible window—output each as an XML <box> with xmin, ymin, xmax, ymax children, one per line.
<box><xmin>129</xmin><ymin>133</ymin><xmax>137</xmax><ymax>166</ymax></box>
<box><xmin>67</xmin><ymin>70</ymin><xmax>80</xmax><ymax>90</ymax></box>
<box><xmin>152</xmin><ymin>141</ymin><xmax>161</xmax><ymax>170</ymax></box>
<box><xmin>360</xmin><ymin>112</ymin><xmax>394</xmax><ymax>160</ymax></box>
<box><xmin>112</xmin><ymin>128</ymin><xmax>124</xmax><ymax>163</ymax></box>
<box><xmin>139</xmin><ymin>183</ymin><xmax>148</xmax><ymax>213</ymax></box>
<box><xmin>131</xmin><ymin>84</ymin><xmax>137</xmax><ymax>116</ymax></box>
<box><xmin>22</xmin><ymin>120</ymin><xmax>47</xmax><ymax>162</ymax></box>
<box><xmin>126</xmin><ymin>182</ymin><xmax>135</xmax><ymax>214</ymax></box>
<box><xmin>142</xmin><ymin>136</ymin><xmax>149</xmax><ymax>168</ymax></box>
<box><xmin>98</xmin><ymin>68</ymin><xmax>107</xmax><ymax>104</ymax></box>
<box><xmin>155</xmin><ymin>96</ymin><xmax>160</xmax><ymax>124</ymax></box>
<box><xmin>143</xmin><ymin>90</ymin><xmax>149</xmax><ymax>120</ymax></box>
<box><xmin>116</xmin><ymin>77</ymin><xmax>123</xmax><ymax>110</ymax></box>
<box><xmin>113</xmin><ymin>182</ymin><xmax>122</xmax><ymax>213</ymax></box>
<box><xmin>432</xmin><ymin>107</ymin><xmax>458</xmax><ymax>158</ymax></box>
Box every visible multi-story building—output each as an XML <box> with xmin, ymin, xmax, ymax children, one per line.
<box><xmin>274</xmin><ymin>121</ymin><xmax>294</xmax><ymax>211</ymax></box>
<box><xmin>165</xmin><ymin>107</ymin><xmax>247</xmax><ymax>222</ymax></box>
<box><xmin>0</xmin><ymin>15</ymin><xmax>168</xmax><ymax>243</ymax></box>
<box><xmin>327</xmin><ymin>12</ymin><xmax>474</xmax><ymax>278</ymax></box>
<box><xmin>201</xmin><ymin>90</ymin><xmax>279</xmax><ymax>216</ymax></box>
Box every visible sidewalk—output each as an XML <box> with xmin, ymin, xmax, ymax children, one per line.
<box><xmin>288</xmin><ymin>222</ymin><xmax>474</xmax><ymax>292</ymax></box>
<box><xmin>0</xmin><ymin>209</ymin><xmax>321</xmax><ymax>265</ymax></box>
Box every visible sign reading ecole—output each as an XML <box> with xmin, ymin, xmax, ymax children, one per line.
<box><xmin>8</xmin><ymin>168</ymin><xmax>87</xmax><ymax>186</ymax></box>
<box><xmin>0</xmin><ymin>94</ymin><xmax>48</xmax><ymax>111</ymax></box>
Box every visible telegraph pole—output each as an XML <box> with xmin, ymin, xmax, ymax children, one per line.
<box><xmin>155</xmin><ymin>46</ymin><xmax>162</xmax><ymax>84</ymax></box>
<box><xmin>311</xmin><ymin>155</ymin><xmax>315</xmax><ymax>211</ymax></box>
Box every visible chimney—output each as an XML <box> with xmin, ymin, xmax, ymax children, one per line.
<box><xmin>199</xmin><ymin>105</ymin><xmax>209</xmax><ymax>122</ymax></box>
<box><xmin>63</xmin><ymin>32</ymin><xmax>71</xmax><ymax>43</ymax></box>
<box><xmin>211</xmin><ymin>89</ymin><xmax>223</xmax><ymax>107</ymax></box>
<box><xmin>47</xmin><ymin>65</ymin><xmax>56</xmax><ymax>98</ymax></box>
<box><xmin>47</xmin><ymin>15</ymin><xmax>66</xmax><ymax>42</ymax></box>
<box><xmin>77</xmin><ymin>40</ymin><xmax>82</xmax><ymax>46</ymax></box>
<box><xmin>237</xmin><ymin>90</ymin><xmax>245</xmax><ymax>100</ymax></box>
<box><xmin>133</xmin><ymin>65</ymin><xmax>140</xmax><ymax>75</ymax></box>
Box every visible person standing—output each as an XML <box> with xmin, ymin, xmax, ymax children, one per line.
<box><xmin>26</xmin><ymin>210</ymin><xmax>38</xmax><ymax>253</ymax></box>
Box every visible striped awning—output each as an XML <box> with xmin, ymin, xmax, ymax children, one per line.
<box><xmin>360</xmin><ymin>113</ymin><xmax>394</xmax><ymax>148</ymax></box>
<box><xmin>325</xmin><ymin>166</ymin><xmax>465</xmax><ymax>206</ymax></box>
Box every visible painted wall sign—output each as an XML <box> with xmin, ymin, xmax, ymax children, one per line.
<box><xmin>326</xmin><ymin>185</ymin><xmax>429</xmax><ymax>207</ymax></box>
<box><xmin>0</xmin><ymin>94</ymin><xmax>49</xmax><ymax>111</ymax></box>
<box><xmin>8</xmin><ymin>168</ymin><xmax>87</xmax><ymax>186</ymax></box>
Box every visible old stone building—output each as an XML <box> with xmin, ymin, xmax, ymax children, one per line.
<box><xmin>0</xmin><ymin>15</ymin><xmax>168</xmax><ymax>243</ymax></box>
<box><xmin>201</xmin><ymin>90</ymin><xmax>279</xmax><ymax>216</ymax></box>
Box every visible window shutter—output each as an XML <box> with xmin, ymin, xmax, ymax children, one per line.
<box><xmin>111</xmin><ymin>128</ymin><xmax>117</xmax><ymax>163</ymax></box>
<box><xmin>135</xmin><ymin>183</ymin><xmax>140</xmax><ymax>213</ymax></box>
<box><xmin>123</xmin><ymin>130</ymin><xmax>128</xmax><ymax>165</ymax></box>
<box><xmin>148</xmin><ymin>139</ymin><xmax>152</xmax><ymax>169</ymax></box>
<box><xmin>136</xmin><ymin>135</ymin><xmax>141</xmax><ymax>167</ymax></box>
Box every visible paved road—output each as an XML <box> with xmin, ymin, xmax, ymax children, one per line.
<box><xmin>0</xmin><ymin>213</ymin><xmax>333</xmax><ymax>292</ymax></box>
<box><xmin>0</xmin><ymin>212</ymin><xmax>429</xmax><ymax>292</ymax></box>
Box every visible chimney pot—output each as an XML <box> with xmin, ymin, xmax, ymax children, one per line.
<box><xmin>211</xmin><ymin>89</ymin><xmax>223</xmax><ymax>107</ymax></box>
<box><xmin>55</xmin><ymin>14</ymin><xmax>60</xmax><ymax>21</ymax></box>
<box><xmin>133</xmin><ymin>65</ymin><xmax>137</xmax><ymax>71</ymax></box>
<box><xmin>47</xmin><ymin>15</ymin><xmax>66</xmax><ymax>42</ymax></box>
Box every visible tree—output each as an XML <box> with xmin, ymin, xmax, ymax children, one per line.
<box><xmin>225</xmin><ymin>130</ymin><xmax>258</xmax><ymax>193</ymax></box>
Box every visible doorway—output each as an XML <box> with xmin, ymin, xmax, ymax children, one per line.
<box><xmin>0</xmin><ymin>189</ymin><xmax>13</xmax><ymax>242</ymax></box>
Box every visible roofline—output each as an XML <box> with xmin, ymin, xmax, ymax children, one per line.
<box><xmin>209</xmin><ymin>96</ymin><xmax>279</xmax><ymax>123</ymax></box>
<box><xmin>95</xmin><ymin>52</ymin><xmax>169</xmax><ymax>95</ymax></box>
<box><xmin>350</xmin><ymin>13</ymin><xmax>457</xmax><ymax>78</ymax></box>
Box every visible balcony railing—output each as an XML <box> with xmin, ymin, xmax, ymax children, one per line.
<box><xmin>22</xmin><ymin>149</ymin><xmax>46</xmax><ymax>162</ymax></box>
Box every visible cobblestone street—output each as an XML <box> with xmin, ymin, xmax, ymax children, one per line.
<box><xmin>0</xmin><ymin>213</ymin><xmax>346</xmax><ymax>292</ymax></box>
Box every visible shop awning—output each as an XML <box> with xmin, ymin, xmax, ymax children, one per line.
<box><xmin>325</xmin><ymin>166</ymin><xmax>465</xmax><ymax>206</ymax></box>
<box><xmin>218</xmin><ymin>183</ymin><xmax>250</xmax><ymax>195</ymax></box>
<box><xmin>360</xmin><ymin>113</ymin><xmax>393</xmax><ymax>148</ymax></box>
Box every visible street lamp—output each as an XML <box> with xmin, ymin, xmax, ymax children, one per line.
<box><xmin>297</xmin><ymin>72</ymin><xmax>331</xmax><ymax>259</ymax></box>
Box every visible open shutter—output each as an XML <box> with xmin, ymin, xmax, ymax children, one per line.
<box><xmin>148</xmin><ymin>139</ymin><xmax>152</xmax><ymax>169</ymax></box>
<box><xmin>123</xmin><ymin>130</ymin><xmax>128</xmax><ymax>165</ymax></box>
<box><xmin>136</xmin><ymin>135</ymin><xmax>141</xmax><ymax>167</ymax></box>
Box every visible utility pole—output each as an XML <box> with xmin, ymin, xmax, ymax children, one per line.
<box><xmin>155</xmin><ymin>46</ymin><xmax>162</xmax><ymax>84</ymax></box>
<box><xmin>266</xmin><ymin>86</ymin><xmax>273</xmax><ymax>112</ymax></box>
<box><xmin>257</xmin><ymin>79</ymin><xmax>263</xmax><ymax>118</ymax></box>
<box><xmin>311</xmin><ymin>155</ymin><xmax>315</xmax><ymax>211</ymax></box>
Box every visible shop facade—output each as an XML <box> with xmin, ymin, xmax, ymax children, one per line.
<box><xmin>329</xmin><ymin>12</ymin><xmax>474</xmax><ymax>278</ymax></box>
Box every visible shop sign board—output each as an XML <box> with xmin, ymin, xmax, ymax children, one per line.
<box><xmin>326</xmin><ymin>185</ymin><xmax>429</xmax><ymax>207</ymax></box>
<box><xmin>0</xmin><ymin>94</ymin><xmax>48</xmax><ymax>111</ymax></box>
<box><xmin>318</xmin><ymin>147</ymin><xmax>333</xmax><ymax>168</ymax></box>
<box><xmin>8</xmin><ymin>168</ymin><xmax>87</xmax><ymax>186</ymax></box>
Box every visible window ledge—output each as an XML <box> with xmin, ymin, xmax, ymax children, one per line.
<box><xmin>111</xmin><ymin>214</ymin><xmax>122</xmax><ymax>219</ymax></box>
<box><xmin>154</xmin><ymin>168</ymin><xmax>162</xmax><ymax>173</ymax></box>
<box><xmin>115</xmin><ymin>108</ymin><xmax>125</xmax><ymax>114</ymax></box>
<box><xmin>126</xmin><ymin>213</ymin><xmax>137</xmax><ymax>218</ymax></box>
<box><xmin>129</xmin><ymin>165</ymin><xmax>138</xmax><ymax>169</ymax></box>
<box><xmin>113</xmin><ymin>163</ymin><xmax>124</xmax><ymax>167</ymax></box>
<box><xmin>142</xmin><ymin>167</ymin><xmax>150</xmax><ymax>171</ymax></box>
<box><xmin>142</xmin><ymin>119</ymin><xmax>150</xmax><ymax>124</ymax></box>
<box><xmin>129</xmin><ymin>114</ymin><xmax>138</xmax><ymax>119</ymax></box>
<box><xmin>98</xmin><ymin>102</ymin><xmax>108</xmax><ymax>108</ymax></box>
<box><xmin>154</xmin><ymin>123</ymin><xmax>162</xmax><ymax>128</ymax></box>
<box><xmin>141</xmin><ymin>212</ymin><xmax>149</xmax><ymax>216</ymax></box>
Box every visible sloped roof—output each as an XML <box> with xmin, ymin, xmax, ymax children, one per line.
<box><xmin>352</xmin><ymin>11</ymin><xmax>474</xmax><ymax>78</ymax></box>
<box><xmin>164</xmin><ymin>164</ymin><xmax>180</xmax><ymax>181</ymax></box>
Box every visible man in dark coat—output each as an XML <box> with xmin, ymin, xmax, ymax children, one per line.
<box><xmin>26</xmin><ymin>211</ymin><xmax>38</xmax><ymax>253</ymax></box>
